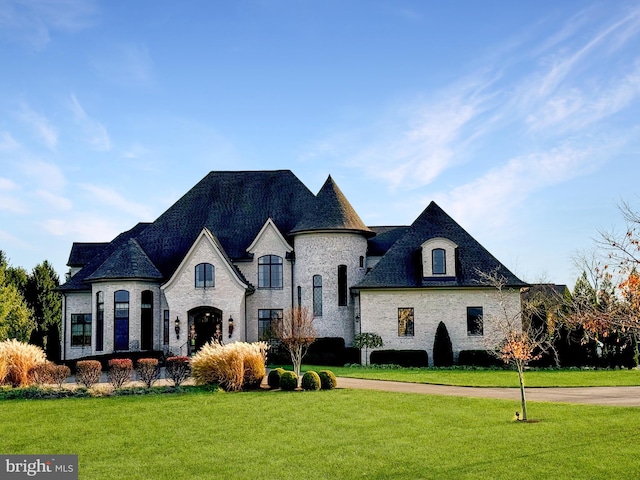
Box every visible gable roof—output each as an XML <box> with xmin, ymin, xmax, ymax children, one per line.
<box><xmin>356</xmin><ymin>201</ymin><xmax>526</xmax><ymax>289</ymax></box>
<box><xmin>290</xmin><ymin>175</ymin><xmax>374</xmax><ymax>237</ymax></box>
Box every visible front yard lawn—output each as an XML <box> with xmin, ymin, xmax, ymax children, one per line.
<box><xmin>1</xmin><ymin>389</ymin><xmax>638</xmax><ymax>479</ymax></box>
<box><xmin>303</xmin><ymin>365</ymin><xmax>640</xmax><ymax>387</ymax></box>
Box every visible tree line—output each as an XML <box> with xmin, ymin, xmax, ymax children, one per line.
<box><xmin>0</xmin><ymin>251</ymin><xmax>61</xmax><ymax>362</ymax></box>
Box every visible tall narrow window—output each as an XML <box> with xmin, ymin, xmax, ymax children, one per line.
<box><xmin>141</xmin><ymin>290</ymin><xmax>153</xmax><ymax>350</ymax></box>
<box><xmin>432</xmin><ymin>249</ymin><xmax>446</xmax><ymax>275</ymax></box>
<box><xmin>467</xmin><ymin>307</ymin><xmax>484</xmax><ymax>336</ymax></box>
<box><xmin>96</xmin><ymin>291</ymin><xmax>104</xmax><ymax>351</ymax></box>
<box><xmin>297</xmin><ymin>286</ymin><xmax>302</xmax><ymax>308</ymax></box>
<box><xmin>195</xmin><ymin>263</ymin><xmax>214</xmax><ymax>288</ymax></box>
<box><xmin>163</xmin><ymin>310</ymin><xmax>170</xmax><ymax>345</ymax></box>
<box><xmin>71</xmin><ymin>314</ymin><xmax>92</xmax><ymax>346</ymax></box>
<box><xmin>258</xmin><ymin>309</ymin><xmax>283</xmax><ymax>340</ymax></box>
<box><xmin>258</xmin><ymin>255</ymin><xmax>283</xmax><ymax>288</ymax></box>
<box><xmin>398</xmin><ymin>308</ymin><xmax>414</xmax><ymax>337</ymax></box>
<box><xmin>313</xmin><ymin>275</ymin><xmax>322</xmax><ymax>316</ymax></box>
<box><xmin>359</xmin><ymin>256</ymin><xmax>365</xmax><ymax>268</ymax></box>
<box><xmin>114</xmin><ymin>290</ymin><xmax>129</xmax><ymax>351</ymax></box>
<box><xmin>338</xmin><ymin>264</ymin><xmax>347</xmax><ymax>306</ymax></box>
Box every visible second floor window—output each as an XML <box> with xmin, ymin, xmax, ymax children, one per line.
<box><xmin>258</xmin><ymin>255</ymin><xmax>283</xmax><ymax>288</ymax></box>
<box><xmin>338</xmin><ymin>265</ymin><xmax>347</xmax><ymax>306</ymax></box>
<box><xmin>195</xmin><ymin>263</ymin><xmax>215</xmax><ymax>288</ymax></box>
<box><xmin>432</xmin><ymin>249</ymin><xmax>446</xmax><ymax>275</ymax></box>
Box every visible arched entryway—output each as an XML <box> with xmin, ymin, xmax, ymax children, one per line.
<box><xmin>188</xmin><ymin>307</ymin><xmax>223</xmax><ymax>354</ymax></box>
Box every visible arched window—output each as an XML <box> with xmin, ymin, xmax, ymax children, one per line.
<box><xmin>141</xmin><ymin>290</ymin><xmax>153</xmax><ymax>350</ymax></box>
<box><xmin>338</xmin><ymin>265</ymin><xmax>348</xmax><ymax>306</ymax></box>
<box><xmin>432</xmin><ymin>249</ymin><xmax>446</xmax><ymax>275</ymax></box>
<box><xmin>114</xmin><ymin>290</ymin><xmax>129</xmax><ymax>351</ymax></box>
<box><xmin>96</xmin><ymin>291</ymin><xmax>104</xmax><ymax>351</ymax></box>
<box><xmin>258</xmin><ymin>255</ymin><xmax>283</xmax><ymax>289</ymax></box>
<box><xmin>313</xmin><ymin>275</ymin><xmax>322</xmax><ymax>316</ymax></box>
<box><xmin>195</xmin><ymin>263</ymin><xmax>215</xmax><ymax>288</ymax></box>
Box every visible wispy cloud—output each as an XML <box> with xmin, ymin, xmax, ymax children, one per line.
<box><xmin>35</xmin><ymin>189</ymin><xmax>72</xmax><ymax>211</ymax></box>
<box><xmin>0</xmin><ymin>131</ymin><xmax>20</xmax><ymax>151</ymax></box>
<box><xmin>90</xmin><ymin>43</ymin><xmax>154</xmax><ymax>87</ymax></box>
<box><xmin>434</xmin><ymin>144</ymin><xmax>605</xmax><ymax>229</ymax></box>
<box><xmin>20</xmin><ymin>160</ymin><xmax>66</xmax><ymax>191</ymax></box>
<box><xmin>68</xmin><ymin>94</ymin><xmax>112</xmax><ymax>151</ymax></box>
<box><xmin>17</xmin><ymin>104</ymin><xmax>57</xmax><ymax>150</ymax></box>
<box><xmin>0</xmin><ymin>176</ymin><xmax>28</xmax><ymax>213</ymax></box>
<box><xmin>43</xmin><ymin>214</ymin><xmax>120</xmax><ymax>241</ymax></box>
<box><xmin>0</xmin><ymin>0</ymin><xmax>98</xmax><ymax>49</ymax></box>
<box><xmin>79</xmin><ymin>183</ymin><xmax>154</xmax><ymax>219</ymax></box>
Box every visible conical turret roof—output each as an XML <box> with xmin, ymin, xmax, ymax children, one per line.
<box><xmin>290</xmin><ymin>176</ymin><xmax>374</xmax><ymax>237</ymax></box>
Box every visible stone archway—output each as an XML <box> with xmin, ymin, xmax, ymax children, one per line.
<box><xmin>188</xmin><ymin>306</ymin><xmax>223</xmax><ymax>354</ymax></box>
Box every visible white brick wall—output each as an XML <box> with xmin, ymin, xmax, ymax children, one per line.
<box><xmin>293</xmin><ymin>232</ymin><xmax>368</xmax><ymax>344</ymax></box>
<box><xmin>359</xmin><ymin>287</ymin><xmax>521</xmax><ymax>365</ymax></box>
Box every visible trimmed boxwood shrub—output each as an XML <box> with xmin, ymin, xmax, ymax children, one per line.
<box><xmin>370</xmin><ymin>349</ymin><xmax>429</xmax><ymax>367</ymax></box>
<box><xmin>457</xmin><ymin>350</ymin><xmax>503</xmax><ymax>367</ymax></box>
<box><xmin>433</xmin><ymin>322</ymin><xmax>454</xmax><ymax>367</ymax></box>
<box><xmin>107</xmin><ymin>358</ymin><xmax>133</xmax><ymax>389</ymax></box>
<box><xmin>305</xmin><ymin>337</ymin><xmax>346</xmax><ymax>366</ymax></box>
<box><xmin>267</xmin><ymin>368</ymin><xmax>286</xmax><ymax>389</ymax></box>
<box><xmin>318</xmin><ymin>370</ymin><xmax>337</xmax><ymax>390</ymax></box>
<box><xmin>301</xmin><ymin>371</ymin><xmax>321</xmax><ymax>391</ymax></box>
<box><xmin>279</xmin><ymin>371</ymin><xmax>298</xmax><ymax>391</ymax></box>
<box><xmin>165</xmin><ymin>356</ymin><xmax>191</xmax><ymax>387</ymax></box>
<box><xmin>75</xmin><ymin>360</ymin><xmax>102</xmax><ymax>388</ymax></box>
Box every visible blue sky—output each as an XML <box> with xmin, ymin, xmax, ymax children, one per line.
<box><xmin>1</xmin><ymin>0</ymin><xmax>640</xmax><ymax>288</ymax></box>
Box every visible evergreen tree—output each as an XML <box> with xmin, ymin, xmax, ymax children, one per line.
<box><xmin>433</xmin><ymin>321</ymin><xmax>453</xmax><ymax>367</ymax></box>
<box><xmin>0</xmin><ymin>252</ymin><xmax>34</xmax><ymax>342</ymax></box>
<box><xmin>26</xmin><ymin>261</ymin><xmax>61</xmax><ymax>361</ymax></box>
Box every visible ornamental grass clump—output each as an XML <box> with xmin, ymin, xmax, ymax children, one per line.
<box><xmin>267</xmin><ymin>368</ymin><xmax>286</xmax><ymax>389</ymax></box>
<box><xmin>107</xmin><ymin>358</ymin><xmax>133</xmax><ymax>389</ymax></box>
<box><xmin>279</xmin><ymin>370</ymin><xmax>298</xmax><ymax>391</ymax></box>
<box><xmin>75</xmin><ymin>360</ymin><xmax>102</xmax><ymax>388</ymax></box>
<box><xmin>165</xmin><ymin>356</ymin><xmax>190</xmax><ymax>387</ymax></box>
<box><xmin>318</xmin><ymin>370</ymin><xmax>338</xmax><ymax>390</ymax></box>
<box><xmin>301</xmin><ymin>370</ymin><xmax>321</xmax><ymax>391</ymax></box>
<box><xmin>190</xmin><ymin>341</ymin><xmax>268</xmax><ymax>392</ymax></box>
<box><xmin>0</xmin><ymin>339</ymin><xmax>47</xmax><ymax>387</ymax></box>
<box><xmin>137</xmin><ymin>358</ymin><xmax>160</xmax><ymax>388</ymax></box>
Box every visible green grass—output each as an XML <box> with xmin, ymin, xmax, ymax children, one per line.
<box><xmin>301</xmin><ymin>365</ymin><xmax>640</xmax><ymax>387</ymax></box>
<box><xmin>0</xmin><ymin>389</ymin><xmax>638</xmax><ymax>479</ymax></box>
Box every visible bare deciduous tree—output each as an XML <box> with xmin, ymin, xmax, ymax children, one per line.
<box><xmin>273</xmin><ymin>306</ymin><xmax>316</xmax><ymax>383</ymax></box>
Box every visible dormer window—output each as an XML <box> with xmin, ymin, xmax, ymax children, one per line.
<box><xmin>421</xmin><ymin>238</ymin><xmax>457</xmax><ymax>279</ymax></box>
<box><xmin>432</xmin><ymin>249</ymin><xmax>446</xmax><ymax>275</ymax></box>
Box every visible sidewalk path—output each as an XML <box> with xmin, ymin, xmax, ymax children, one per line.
<box><xmin>336</xmin><ymin>377</ymin><xmax>640</xmax><ymax>407</ymax></box>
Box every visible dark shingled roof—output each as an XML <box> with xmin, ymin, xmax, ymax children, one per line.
<box><xmin>355</xmin><ymin>201</ymin><xmax>526</xmax><ymax>289</ymax></box>
<box><xmin>60</xmin><ymin>171</ymin><xmax>316</xmax><ymax>291</ymax></box>
<box><xmin>291</xmin><ymin>176</ymin><xmax>374</xmax><ymax>237</ymax></box>
<box><xmin>59</xmin><ymin>222</ymin><xmax>152</xmax><ymax>291</ymax></box>
<box><xmin>85</xmin><ymin>238</ymin><xmax>162</xmax><ymax>281</ymax></box>
<box><xmin>67</xmin><ymin>243</ymin><xmax>109</xmax><ymax>267</ymax></box>
<box><xmin>367</xmin><ymin>226</ymin><xmax>411</xmax><ymax>256</ymax></box>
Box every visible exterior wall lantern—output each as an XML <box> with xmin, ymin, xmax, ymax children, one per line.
<box><xmin>228</xmin><ymin>316</ymin><xmax>234</xmax><ymax>338</ymax></box>
<box><xmin>175</xmin><ymin>317</ymin><xmax>180</xmax><ymax>339</ymax></box>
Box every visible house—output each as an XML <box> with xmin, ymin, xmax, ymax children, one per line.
<box><xmin>59</xmin><ymin>170</ymin><xmax>526</xmax><ymax>365</ymax></box>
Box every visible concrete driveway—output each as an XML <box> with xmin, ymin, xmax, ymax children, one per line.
<box><xmin>337</xmin><ymin>377</ymin><xmax>640</xmax><ymax>407</ymax></box>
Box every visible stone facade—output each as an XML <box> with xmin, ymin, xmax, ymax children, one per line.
<box><xmin>59</xmin><ymin>170</ymin><xmax>526</xmax><ymax>364</ymax></box>
<box><xmin>358</xmin><ymin>287</ymin><xmax>522</xmax><ymax>365</ymax></box>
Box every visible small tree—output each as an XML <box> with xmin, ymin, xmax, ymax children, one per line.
<box><xmin>353</xmin><ymin>333</ymin><xmax>383</xmax><ymax>366</ymax></box>
<box><xmin>273</xmin><ymin>306</ymin><xmax>316</xmax><ymax>382</ymax></box>
<box><xmin>432</xmin><ymin>322</ymin><xmax>454</xmax><ymax>367</ymax></box>
<box><xmin>480</xmin><ymin>270</ymin><xmax>550</xmax><ymax>421</ymax></box>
